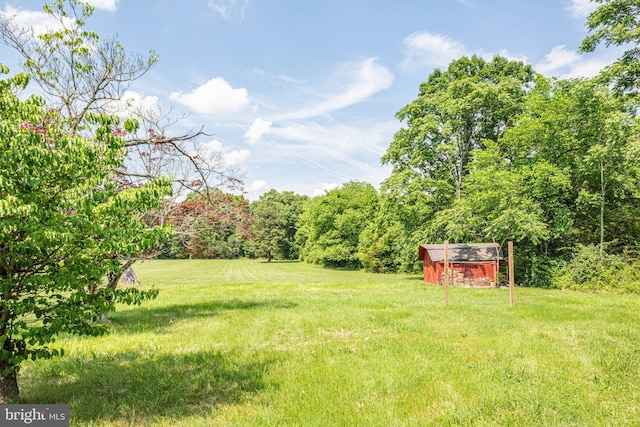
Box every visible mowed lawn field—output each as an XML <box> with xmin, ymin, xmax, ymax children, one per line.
<box><xmin>18</xmin><ymin>259</ymin><xmax>640</xmax><ymax>426</ymax></box>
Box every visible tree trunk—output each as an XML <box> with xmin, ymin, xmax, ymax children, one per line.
<box><xmin>0</xmin><ymin>364</ymin><xmax>19</xmax><ymax>403</ymax></box>
<box><xmin>600</xmin><ymin>158</ymin><xmax>605</xmax><ymax>258</ymax></box>
<box><xmin>107</xmin><ymin>260</ymin><xmax>137</xmax><ymax>290</ymax></box>
<box><xmin>101</xmin><ymin>260</ymin><xmax>137</xmax><ymax>322</ymax></box>
<box><xmin>267</xmin><ymin>250</ymin><xmax>272</xmax><ymax>263</ymax></box>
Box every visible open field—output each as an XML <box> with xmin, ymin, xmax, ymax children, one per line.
<box><xmin>18</xmin><ymin>259</ymin><xmax>640</xmax><ymax>426</ymax></box>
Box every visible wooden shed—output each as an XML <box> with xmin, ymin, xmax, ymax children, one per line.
<box><xmin>418</xmin><ymin>243</ymin><xmax>503</xmax><ymax>287</ymax></box>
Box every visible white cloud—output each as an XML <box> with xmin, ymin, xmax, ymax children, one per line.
<box><xmin>245</xmin><ymin>118</ymin><xmax>272</xmax><ymax>145</ymax></box>
<box><xmin>125</xmin><ymin>91</ymin><xmax>160</xmax><ymax>110</ymax></box>
<box><xmin>197</xmin><ymin>139</ymin><xmax>224</xmax><ymax>160</ymax></box>
<box><xmin>107</xmin><ymin>90</ymin><xmax>160</xmax><ymax>117</ymax></box>
<box><xmin>400</xmin><ymin>32</ymin><xmax>466</xmax><ymax>71</ymax></box>
<box><xmin>0</xmin><ymin>6</ymin><xmax>66</xmax><ymax>35</ymax></box>
<box><xmin>535</xmin><ymin>45</ymin><xmax>580</xmax><ymax>74</ymax></box>
<box><xmin>248</xmin><ymin>180</ymin><xmax>268</xmax><ymax>192</ymax></box>
<box><xmin>282</xmin><ymin>58</ymin><xmax>393</xmax><ymax>120</ymax></box>
<box><xmin>170</xmin><ymin>77</ymin><xmax>253</xmax><ymax>117</ymax></box>
<box><xmin>224</xmin><ymin>148</ymin><xmax>251</xmax><ymax>166</ymax></box>
<box><xmin>208</xmin><ymin>0</ymin><xmax>249</xmax><ymax>20</ymax></box>
<box><xmin>241</xmin><ymin>180</ymin><xmax>269</xmax><ymax>201</ymax></box>
<box><xmin>0</xmin><ymin>1</ymin><xmax>118</xmax><ymax>35</ymax></box>
<box><xmin>198</xmin><ymin>139</ymin><xmax>250</xmax><ymax>166</ymax></box>
<box><xmin>535</xmin><ymin>44</ymin><xmax>610</xmax><ymax>78</ymax></box>
<box><xmin>399</xmin><ymin>31</ymin><xmax>528</xmax><ymax>72</ymax></box>
<box><xmin>566</xmin><ymin>0</ymin><xmax>598</xmax><ymax>19</ymax></box>
<box><xmin>270</xmin><ymin>119</ymin><xmax>396</xmax><ymax>159</ymax></box>
<box><xmin>86</xmin><ymin>0</ymin><xmax>119</xmax><ymax>12</ymax></box>
<box><xmin>314</xmin><ymin>183</ymin><xmax>339</xmax><ymax>196</ymax></box>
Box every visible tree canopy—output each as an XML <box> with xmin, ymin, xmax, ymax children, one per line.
<box><xmin>245</xmin><ymin>190</ymin><xmax>309</xmax><ymax>262</ymax></box>
<box><xmin>382</xmin><ymin>55</ymin><xmax>536</xmax><ymax>201</ymax></box>
<box><xmin>297</xmin><ymin>182</ymin><xmax>378</xmax><ymax>269</ymax></box>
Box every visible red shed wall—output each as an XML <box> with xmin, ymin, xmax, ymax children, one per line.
<box><xmin>423</xmin><ymin>260</ymin><xmax>498</xmax><ymax>285</ymax></box>
<box><xmin>423</xmin><ymin>257</ymin><xmax>439</xmax><ymax>284</ymax></box>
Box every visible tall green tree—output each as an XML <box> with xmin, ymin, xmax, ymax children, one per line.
<box><xmin>382</xmin><ymin>55</ymin><xmax>536</xmax><ymax>201</ymax></box>
<box><xmin>297</xmin><ymin>182</ymin><xmax>378</xmax><ymax>269</ymax></box>
<box><xmin>377</xmin><ymin>55</ymin><xmax>537</xmax><ymax>274</ymax></box>
<box><xmin>0</xmin><ymin>71</ymin><xmax>169</xmax><ymax>402</ymax></box>
<box><xmin>426</xmin><ymin>141</ymin><xmax>553</xmax><ymax>247</ymax></box>
<box><xmin>356</xmin><ymin>203</ymin><xmax>409</xmax><ymax>274</ymax></box>
<box><xmin>246</xmin><ymin>190</ymin><xmax>309</xmax><ymax>262</ymax></box>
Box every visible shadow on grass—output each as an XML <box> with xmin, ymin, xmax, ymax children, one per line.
<box><xmin>21</xmin><ymin>349</ymin><xmax>276</xmax><ymax>425</ymax></box>
<box><xmin>258</xmin><ymin>260</ymin><xmax>302</xmax><ymax>264</ymax></box>
<box><xmin>111</xmin><ymin>298</ymin><xmax>298</xmax><ymax>334</ymax></box>
<box><xmin>404</xmin><ymin>275</ymin><xmax>426</xmax><ymax>282</ymax></box>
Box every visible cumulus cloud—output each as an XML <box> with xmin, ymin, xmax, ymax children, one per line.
<box><xmin>314</xmin><ymin>183</ymin><xmax>339</xmax><ymax>196</ymax></box>
<box><xmin>170</xmin><ymin>77</ymin><xmax>253</xmax><ymax>117</ymax></box>
<box><xmin>0</xmin><ymin>0</ymin><xmax>118</xmax><ymax>33</ymax></box>
<box><xmin>245</xmin><ymin>118</ymin><xmax>272</xmax><ymax>145</ymax></box>
<box><xmin>86</xmin><ymin>0</ymin><xmax>119</xmax><ymax>12</ymax></box>
<box><xmin>198</xmin><ymin>139</ymin><xmax>250</xmax><ymax>166</ymax></box>
<box><xmin>535</xmin><ymin>45</ymin><xmax>580</xmax><ymax>74</ymax></box>
<box><xmin>224</xmin><ymin>148</ymin><xmax>251</xmax><ymax>165</ymax></box>
<box><xmin>535</xmin><ymin>44</ymin><xmax>610</xmax><ymax>78</ymax></box>
<box><xmin>0</xmin><ymin>5</ymin><xmax>67</xmax><ymax>35</ymax></box>
<box><xmin>208</xmin><ymin>0</ymin><xmax>249</xmax><ymax>20</ymax></box>
<box><xmin>282</xmin><ymin>58</ymin><xmax>393</xmax><ymax>120</ymax></box>
<box><xmin>566</xmin><ymin>0</ymin><xmax>598</xmax><ymax>19</ymax></box>
<box><xmin>247</xmin><ymin>180</ymin><xmax>268</xmax><ymax>193</ymax></box>
<box><xmin>400</xmin><ymin>32</ymin><xmax>466</xmax><ymax>71</ymax></box>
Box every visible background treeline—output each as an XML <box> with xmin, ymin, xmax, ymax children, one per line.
<box><xmin>164</xmin><ymin>52</ymin><xmax>640</xmax><ymax>293</ymax></box>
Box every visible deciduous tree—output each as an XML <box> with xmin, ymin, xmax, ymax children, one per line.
<box><xmin>297</xmin><ymin>182</ymin><xmax>378</xmax><ymax>269</ymax></box>
<box><xmin>246</xmin><ymin>190</ymin><xmax>309</xmax><ymax>262</ymax></box>
<box><xmin>167</xmin><ymin>190</ymin><xmax>252</xmax><ymax>259</ymax></box>
<box><xmin>382</xmin><ymin>55</ymin><xmax>536</xmax><ymax>200</ymax></box>
<box><xmin>0</xmin><ymin>71</ymin><xmax>169</xmax><ymax>402</ymax></box>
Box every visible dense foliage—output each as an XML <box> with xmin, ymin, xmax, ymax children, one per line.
<box><xmin>166</xmin><ymin>190</ymin><xmax>252</xmax><ymax>259</ymax></box>
<box><xmin>244</xmin><ymin>190</ymin><xmax>309</xmax><ymax>262</ymax></box>
<box><xmin>552</xmin><ymin>244</ymin><xmax>640</xmax><ymax>293</ymax></box>
<box><xmin>0</xmin><ymin>71</ymin><xmax>169</xmax><ymax>401</ymax></box>
<box><xmin>580</xmin><ymin>0</ymin><xmax>640</xmax><ymax>95</ymax></box>
<box><xmin>296</xmin><ymin>182</ymin><xmax>378</xmax><ymax>269</ymax></box>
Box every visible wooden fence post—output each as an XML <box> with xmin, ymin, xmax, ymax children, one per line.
<box><xmin>444</xmin><ymin>240</ymin><xmax>449</xmax><ymax>307</ymax></box>
<box><xmin>508</xmin><ymin>241</ymin><xmax>515</xmax><ymax>307</ymax></box>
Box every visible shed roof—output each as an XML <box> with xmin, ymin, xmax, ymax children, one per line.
<box><xmin>419</xmin><ymin>243</ymin><xmax>503</xmax><ymax>262</ymax></box>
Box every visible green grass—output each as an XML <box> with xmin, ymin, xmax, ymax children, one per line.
<box><xmin>18</xmin><ymin>259</ymin><xmax>640</xmax><ymax>426</ymax></box>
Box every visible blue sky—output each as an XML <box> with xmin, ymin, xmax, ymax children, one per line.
<box><xmin>0</xmin><ymin>0</ymin><xmax>621</xmax><ymax>199</ymax></box>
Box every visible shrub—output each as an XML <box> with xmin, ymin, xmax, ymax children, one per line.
<box><xmin>552</xmin><ymin>244</ymin><xmax>640</xmax><ymax>293</ymax></box>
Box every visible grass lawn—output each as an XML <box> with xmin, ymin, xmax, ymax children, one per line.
<box><xmin>18</xmin><ymin>259</ymin><xmax>640</xmax><ymax>426</ymax></box>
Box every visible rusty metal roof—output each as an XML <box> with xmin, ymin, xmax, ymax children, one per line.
<box><xmin>419</xmin><ymin>243</ymin><xmax>503</xmax><ymax>262</ymax></box>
